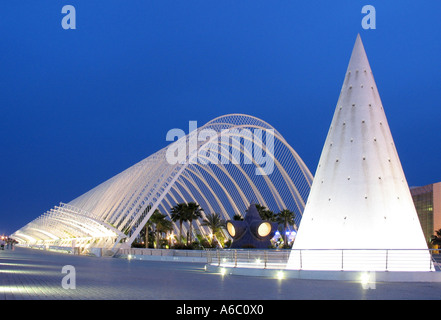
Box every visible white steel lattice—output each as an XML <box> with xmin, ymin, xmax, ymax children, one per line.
<box><xmin>12</xmin><ymin>114</ymin><xmax>312</xmax><ymax>252</ymax></box>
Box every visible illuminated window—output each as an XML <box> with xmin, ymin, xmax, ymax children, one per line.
<box><xmin>257</xmin><ymin>222</ymin><xmax>271</xmax><ymax>237</ymax></box>
<box><xmin>227</xmin><ymin>222</ymin><xmax>236</xmax><ymax>237</ymax></box>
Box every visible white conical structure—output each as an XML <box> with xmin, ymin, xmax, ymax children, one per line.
<box><xmin>287</xmin><ymin>35</ymin><xmax>433</xmax><ymax>271</ymax></box>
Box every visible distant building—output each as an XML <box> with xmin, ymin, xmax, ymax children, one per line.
<box><xmin>411</xmin><ymin>182</ymin><xmax>441</xmax><ymax>243</ymax></box>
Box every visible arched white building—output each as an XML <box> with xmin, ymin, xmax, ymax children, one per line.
<box><xmin>13</xmin><ymin>114</ymin><xmax>312</xmax><ymax>253</ymax></box>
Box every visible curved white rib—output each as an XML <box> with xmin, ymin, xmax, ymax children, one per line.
<box><xmin>12</xmin><ymin>114</ymin><xmax>312</xmax><ymax>251</ymax></box>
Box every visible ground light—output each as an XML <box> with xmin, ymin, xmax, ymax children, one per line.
<box><xmin>360</xmin><ymin>271</ymin><xmax>376</xmax><ymax>289</ymax></box>
<box><xmin>276</xmin><ymin>270</ymin><xmax>284</xmax><ymax>280</ymax></box>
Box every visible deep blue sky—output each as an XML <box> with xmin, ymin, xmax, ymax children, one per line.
<box><xmin>1</xmin><ymin>1</ymin><xmax>440</xmax><ymax>235</ymax></box>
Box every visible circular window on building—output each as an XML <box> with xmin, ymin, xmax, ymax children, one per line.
<box><xmin>226</xmin><ymin>222</ymin><xmax>236</xmax><ymax>237</ymax></box>
<box><xmin>257</xmin><ymin>222</ymin><xmax>271</xmax><ymax>237</ymax></box>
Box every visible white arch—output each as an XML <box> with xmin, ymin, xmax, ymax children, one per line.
<box><xmin>12</xmin><ymin>114</ymin><xmax>313</xmax><ymax>251</ymax></box>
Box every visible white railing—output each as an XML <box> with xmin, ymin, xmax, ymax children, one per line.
<box><xmin>19</xmin><ymin>245</ymin><xmax>441</xmax><ymax>271</ymax></box>
<box><xmin>208</xmin><ymin>249</ymin><xmax>441</xmax><ymax>272</ymax></box>
<box><xmin>118</xmin><ymin>248</ymin><xmax>209</xmax><ymax>258</ymax></box>
<box><xmin>207</xmin><ymin>249</ymin><xmax>291</xmax><ymax>269</ymax></box>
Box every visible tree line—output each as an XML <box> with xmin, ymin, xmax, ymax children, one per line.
<box><xmin>132</xmin><ymin>202</ymin><xmax>297</xmax><ymax>249</ymax></box>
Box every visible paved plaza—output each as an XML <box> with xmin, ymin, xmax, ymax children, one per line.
<box><xmin>1</xmin><ymin>247</ymin><xmax>441</xmax><ymax>300</ymax></box>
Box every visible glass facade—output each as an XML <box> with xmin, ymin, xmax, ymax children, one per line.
<box><xmin>411</xmin><ymin>182</ymin><xmax>441</xmax><ymax>244</ymax></box>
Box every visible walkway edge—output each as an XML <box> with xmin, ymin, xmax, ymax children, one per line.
<box><xmin>205</xmin><ymin>264</ymin><xmax>441</xmax><ymax>282</ymax></box>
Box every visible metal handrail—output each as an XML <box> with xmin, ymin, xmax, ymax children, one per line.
<box><xmin>21</xmin><ymin>245</ymin><xmax>441</xmax><ymax>271</ymax></box>
<box><xmin>206</xmin><ymin>248</ymin><xmax>441</xmax><ymax>272</ymax></box>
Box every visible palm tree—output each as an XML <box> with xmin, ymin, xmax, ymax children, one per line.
<box><xmin>138</xmin><ymin>222</ymin><xmax>152</xmax><ymax>248</ymax></box>
<box><xmin>201</xmin><ymin>213</ymin><xmax>226</xmax><ymax>246</ymax></box>
<box><xmin>186</xmin><ymin>202</ymin><xmax>202</xmax><ymax>245</ymax></box>
<box><xmin>149</xmin><ymin>210</ymin><xmax>172</xmax><ymax>249</ymax></box>
<box><xmin>255</xmin><ymin>204</ymin><xmax>276</xmax><ymax>222</ymax></box>
<box><xmin>431</xmin><ymin>229</ymin><xmax>441</xmax><ymax>246</ymax></box>
<box><xmin>155</xmin><ymin>217</ymin><xmax>173</xmax><ymax>248</ymax></box>
<box><xmin>139</xmin><ymin>205</ymin><xmax>152</xmax><ymax>248</ymax></box>
<box><xmin>170</xmin><ymin>203</ymin><xmax>189</xmax><ymax>244</ymax></box>
<box><xmin>276</xmin><ymin>209</ymin><xmax>296</xmax><ymax>246</ymax></box>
